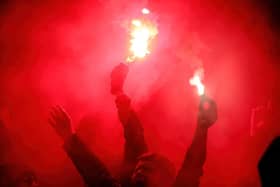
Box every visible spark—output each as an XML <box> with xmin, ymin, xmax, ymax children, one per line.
<box><xmin>142</xmin><ymin>8</ymin><xmax>150</xmax><ymax>15</ymax></box>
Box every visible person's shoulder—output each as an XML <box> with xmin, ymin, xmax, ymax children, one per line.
<box><xmin>258</xmin><ymin>136</ymin><xmax>280</xmax><ymax>186</ymax></box>
<box><xmin>260</xmin><ymin>136</ymin><xmax>280</xmax><ymax>162</ymax></box>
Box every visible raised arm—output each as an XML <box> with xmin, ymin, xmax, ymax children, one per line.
<box><xmin>174</xmin><ymin>96</ymin><xmax>217</xmax><ymax>187</ymax></box>
<box><xmin>115</xmin><ymin>94</ymin><xmax>148</xmax><ymax>163</ymax></box>
<box><xmin>48</xmin><ymin>106</ymin><xmax>119</xmax><ymax>187</ymax></box>
<box><xmin>111</xmin><ymin>64</ymin><xmax>148</xmax><ymax>186</ymax></box>
<box><xmin>111</xmin><ymin>63</ymin><xmax>148</xmax><ymax>163</ymax></box>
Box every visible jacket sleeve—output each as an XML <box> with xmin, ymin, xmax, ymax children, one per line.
<box><xmin>123</xmin><ymin>110</ymin><xmax>148</xmax><ymax>163</ymax></box>
<box><xmin>63</xmin><ymin>134</ymin><xmax>120</xmax><ymax>187</ymax></box>
<box><xmin>115</xmin><ymin>94</ymin><xmax>148</xmax><ymax>163</ymax></box>
<box><xmin>115</xmin><ymin>94</ymin><xmax>148</xmax><ymax>186</ymax></box>
<box><xmin>173</xmin><ymin>126</ymin><xmax>208</xmax><ymax>187</ymax></box>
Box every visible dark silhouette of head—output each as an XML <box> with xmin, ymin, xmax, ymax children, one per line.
<box><xmin>258</xmin><ymin>136</ymin><xmax>280</xmax><ymax>187</ymax></box>
<box><xmin>131</xmin><ymin>152</ymin><xmax>176</xmax><ymax>187</ymax></box>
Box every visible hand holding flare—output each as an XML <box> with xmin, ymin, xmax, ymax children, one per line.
<box><xmin>111</xmin><ymin>63</ymin><xmax>129</xmax><ymax>96</ymax></box>
<box><xmin>189</xmin><ymin>69</ymin><xmax>217</xmax><ymax>128</ymax></box>
<box><xmin>198</xmin><ymin>95</ymin><xmax>218</xmax><ymax>128</ymax></box>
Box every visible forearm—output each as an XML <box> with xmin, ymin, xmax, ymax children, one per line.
<box><xmin>183</xmin><ymin>126</ymin><xmax>208</xmax><ymax>168</ymax></box>
<box><xmin>64</xmin><ymin>134</ymin><xmax>118</xmax><ymax>187</ymax></box>
<box><xmin>115</xmin><ymin>94</ymin><xmax>148</xmax><ymax>186</ymax></box>
<box><xmin>174</xmin><ymin>126</ymin><xmax>208</xmax><ymax>187</ymax></box>
<box><xmin>124</xmin><ymin>111</ymin><xmax>148</xmax><ymax>155</ymax></box>
<box><xmin>115</xmin><ymin>94</ymin><xmax>148</xmax><ymax>162</ymax></box>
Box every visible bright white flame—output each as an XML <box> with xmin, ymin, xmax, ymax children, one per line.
<box><xmin>126</xmin><ymin>18</ymin><xmax>158</xmax><ymax>63</ymax></box>
<box><xmin>132</xmin><ymin>20</ymin><xmax>142</xmax><ymax>27</ymax></box>
<box><xmin>189</xmin><ymin>73</ymin><xmax>205</xmax><ymax>96</ymax></box>
<box><xmin>142</xmin><ymin>8</ymin><xmax>150</xmax><ymax>14</ymax></box>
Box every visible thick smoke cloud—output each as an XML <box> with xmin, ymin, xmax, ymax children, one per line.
<box><xmin>0</xmin><ymin>0</ymin><xmax>279</xmax><ymax>186</ymax></box>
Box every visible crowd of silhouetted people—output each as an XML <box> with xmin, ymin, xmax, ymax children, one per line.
<box><xmin>0</xmin><ymin>63</ymin><xmax>279</xmax><ymax>187</ymax></box>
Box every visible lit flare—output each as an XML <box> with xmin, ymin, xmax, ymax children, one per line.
<box><xmin>126</xmin><ymin>10</ymin><xmax>158</xmax><ymax>63</ymax></box>
<box><xmin>189</xmin><ymin>71</ymin><xmax>205</xmax><ymax>96</ymax></box>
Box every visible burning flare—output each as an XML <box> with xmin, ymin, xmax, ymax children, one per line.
<box><xmin>189</xmin><ymin>69</ymin><xmax>205</xmax><ymax>96</ymax></box>
<box><xmin>126</xmin><ymin>9</ymin><xmax>158</xmax><ymax>63</ymax></box>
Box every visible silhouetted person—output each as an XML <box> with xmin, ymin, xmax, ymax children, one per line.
<box><xmin>48</xmin><ymin>106</ymin><xmax>120</xmax><ymax>187</ymax></box>
<box><xmin>111</xmin><ymin>63</ymin><xmax>217</xmax><ymax>187</ymax></box>
<box><xmin>111</xmin><ymin>63</ymin><xmax>150</xmax><ymax>187</ymax></box>
<box><xmin>258</xmin><ymin>136</ymin><xmax>280</xmax><ymax>187</ymax></box>
<box><xmin>48</xmin><ymin>63</ymin><xmax>217</xmax><ymax>187</ymax></box>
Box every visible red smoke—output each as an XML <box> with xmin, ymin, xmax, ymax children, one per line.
<box><xmin>0</xmin><ymin>0</ymin><xmax>279</xmax><ymax>186</ymax></box>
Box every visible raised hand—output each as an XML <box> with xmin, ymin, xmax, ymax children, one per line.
<box><xmin>198</xmin><ymin>96</ymin><xmax>218</xmax><ymax>128</ymax></box>
<box><xmin>110</xmin><ymin>63</ymin><xmax>129</xmax><ymax>96</ymax></box>
<box><xmin>48</xmin><ymin>106</ymin><xmax>73</xmax><ymax>141</ymax></box>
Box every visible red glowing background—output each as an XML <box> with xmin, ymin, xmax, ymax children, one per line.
<box><xmin>0</xmin><ymin>0</ymin><xmax>279</xmax><ymax>186</ymax></box>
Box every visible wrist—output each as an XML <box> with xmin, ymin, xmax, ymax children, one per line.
<box><xmin>63</xmin><ymin>131</ymin><xmax>75</xmax><ymax>142</ymax></box>
<box><xmin>196</xmin><ymin>122</ymin><xmax>209</xmax><ymax>132</ymax></box>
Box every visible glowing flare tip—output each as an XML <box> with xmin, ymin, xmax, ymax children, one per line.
<box><xmin>126</xmin><ymin>18</ymin><xmax>158</xmax><ymax>63</ymax></box>
<box><xmin>189</xmin><ymin>75</ymin><xmax>205</xmax><ymax>96</ymax></box>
